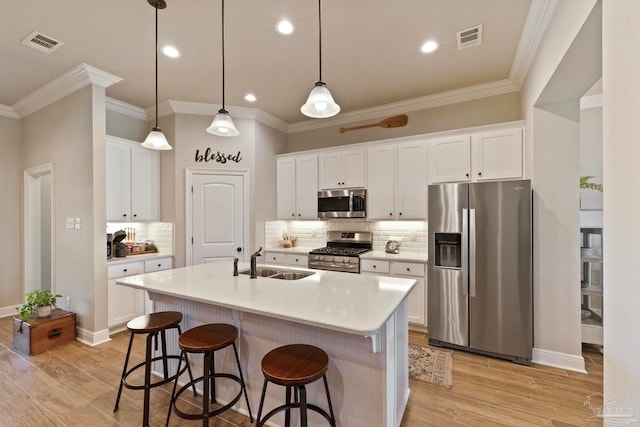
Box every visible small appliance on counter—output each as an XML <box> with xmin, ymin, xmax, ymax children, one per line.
<box><xmin>112</xmin><ymin>230</ymin><xmax>128</xmax><ymax>258</ymax></box>
<box><xmin>107</xmin><ymin>233</ymin><xmax>113</xmax><ymax>259</ymax></box>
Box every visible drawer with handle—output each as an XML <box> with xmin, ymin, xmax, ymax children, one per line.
<box><xmin>390</xmin><ymin>261</ymin><xmax>425</xmax><ymax>277</ymax></box>
<box><xmin>144</xmin><ymin>257</ymin><xmax>173</xmax><ymax>272</ymax></box>
<box><xmin>108</xmin><ymin>261</ymin><xmax>144</xmax><ymax>279</ymax></box>
<box><xmin>360</xmin><ymin>259</ymin><xmax>390</xmax><ymax>274</ymax></box>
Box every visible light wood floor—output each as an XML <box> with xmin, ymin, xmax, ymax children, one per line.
<box><xmin>0</xmin><ymin>317</ymin><xmax>602</xmax><ymax>426</ymax></box>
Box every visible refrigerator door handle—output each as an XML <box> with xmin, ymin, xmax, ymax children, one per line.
<box><xmin>462</xmin><ymin>208</ymin><xmax>469</xmax><ymax>296</ymax></box>
<box><xmin>469</xmin><ymin>208</ymin><xmax>477</xmax><ymax>297</ymax></box>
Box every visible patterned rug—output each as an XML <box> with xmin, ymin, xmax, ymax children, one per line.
<box><xmin>408</xmin><ymin>344</ymin><xmax>453</xmax><ymax>389</ymax></box>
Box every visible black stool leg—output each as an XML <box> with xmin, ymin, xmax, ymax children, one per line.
<box><xmin>142</xmin><ymin>332</ymin><xmax>153</xmax><ymax>427</ymax></box>
<box><xmin>323</xmin><ymin>374</ymin><xmax>336</xmax><ymax>426</ymax></box>
<box><xmin>177</xmin><ymin>325</ymin><xmax>197</xmax><ymax>396</ymax></box>
<box><xmin>114</xmin><ymin>332</ymin><xmax>135</xmax><ymax>412</ymax></box>
<box><xmin>299</xmin><ymin>385</ymin><xmax>308</xmax><ymax>427</ymax></box>
<box><xmin>232</xmin><ymin>343</ymin><xmax>254</xmax><ymax>422</ymax></box>
<box><xmin>256</xmin><ymin>379</ymin><xmax>269</xmax><ymax>426</ymax></box>
<box><xmin>285</xmin><ymin>385</ymin><xmax>292</xmax><ymax>427</ymax></box>
<box><xmin>203</xmin><ymin>351</ymin><xmax>211</xmax><ymax>427</ymax></box>
<box><xmin>209</xmin><ymin>351</ymin><xmax>217</xmax><ymax>404</ymax></box>
<box><xmin>165</xmin><ymin>349</ymin><xmax>185</xmax><ymax>427</ymax></box>
<box><xmin>160</xmin><ymin>329</ymin><xmax>169</xmax><ymax>380</ymax></box>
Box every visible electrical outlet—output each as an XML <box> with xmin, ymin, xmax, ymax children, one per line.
<box><xmin>74</xmin><ymin>217</ymin><xmax>82</xmax><ymax>230</ymax></box>
<box><xmin>66</xmin><ymin>217</ymin><xmax>74</xmax><ymax>229</ymax></box>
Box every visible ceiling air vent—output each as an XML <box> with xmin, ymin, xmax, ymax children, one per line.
<box><xmin>456</xmin><ymin>25</ymin><xmax>483</xmax><ymax>50</ymax></box>
<box><xmin>21</xmin><ymin>31</ymin><xmax>64</xmax><ymax>55</ymax></box>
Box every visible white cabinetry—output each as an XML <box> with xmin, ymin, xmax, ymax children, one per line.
<box><xmin>107</xmin><ymin>256</ymin><xmax>173</xmax><ymax>329</ymax></box>
<box><xmin>106</xmin><ymin>136</ymin><xmax>160</xmax><ymax>221</ymax></box>
<box><xmin>318</xmin><ymin>149</ymin><xmax>366</xmax><ymax>189</ymax></box>
<box><xmin>263</xmin><ymin>252</ymin><xmax>308</xmax><ymax>267</ymax></box>
<box><xmin>276</xmin><ymin>155</ymin><xmax>318</xmax><ymax>220</ymax></box>
<box><xmin>428</xmin><ymin>127</ymin><xmax>523</xmax><ymax>183</ymax></box>
<box><xmin>366</xmin><ymin>141</ymin><xmax>427</xmax><ymax>220</ymax></box>
<box><xmin>361</xmin><ymin>259</ymin><xmax>427</xmax><ymax>326</ymax></box>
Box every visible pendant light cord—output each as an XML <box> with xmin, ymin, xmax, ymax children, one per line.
<box><xmin>318</xmin><ymin>0</ymin><xmax>322</xmax><ymax>82</ymax></box>
<box><xmin>154</xmin><ymin>6</ymin><xmax>159</xmax><ymax>128</ymax></box>
<box><xmin>221</xmin><ymin>0</ymin><xmax>226</xmax><ymax>111</ymax></box>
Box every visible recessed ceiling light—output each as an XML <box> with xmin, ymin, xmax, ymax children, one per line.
<box><xmin>420</xmin><ymin>40</ymin><xmax>439</xmax><ymax>54</ymax></box>
<box><xmin>244</xmin><ymin>93</ymin><xmax>257</xmax><ymax>102</ymax></box>
<box><xmin>276</xmin><ymin>20</ymin><xmax>294</xmax><ymax>35</ymax></box>
<box><xmin>162</xmin><ymin>45</ymin><xmax>180</xmax><ymax>58</ymax></box>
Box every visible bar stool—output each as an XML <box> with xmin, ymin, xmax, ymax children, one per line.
<box><xmin>256</xmin><ymin>344</ymin><xmax>336</xmax><ymax>427</ymax></box>
<box><xmin>113</xmin><ymin>311</ymin><xmax>195</xmax><ymax>427</ymax></box>
<box><xmin>166</xmin><ymin>323</ymin><xmax>253</xmax><ymax>426</ymax></box>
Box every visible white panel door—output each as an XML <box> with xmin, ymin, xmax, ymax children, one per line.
<box><xmin>191</xmin><ymin>173</ymin><xmax>245</xmax><ymax>264</ymax></box>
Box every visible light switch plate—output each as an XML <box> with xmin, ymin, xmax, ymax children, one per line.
<box><xmin>74</xmin><ymin>217</ymin><xmax>82</xmax><ymax>230</ymax></box>
<box><xmin>65</xmin><ymin>218</ymin><xmax>74</xmax><ymax>229</ymax></box>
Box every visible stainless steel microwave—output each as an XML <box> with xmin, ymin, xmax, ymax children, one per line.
<box><xmin>318</xmin><ymin>189</ymin><xmax>366</xmax><ymax>219</ymax></box>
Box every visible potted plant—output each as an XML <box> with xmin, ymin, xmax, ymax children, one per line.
<box><xmin>16</xmin><ymin>289</ymin><xmax>62</xmax><ymax>321</ymax></box>
<box><xmin>580</xmin><ymin>175</ymin><xmax>603</xmax><ymax>192</ymax></box>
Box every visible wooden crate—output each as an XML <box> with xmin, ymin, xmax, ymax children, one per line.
<box><xmin>13</xmin><ymin>309</ymin><xmax>76</xmax><ymax>355</ymax></box>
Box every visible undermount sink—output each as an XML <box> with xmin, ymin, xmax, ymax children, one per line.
<box><xmin>239</xmin><ymin>266</ymin><xmax>315</xmax><ymax>280</ymax></box>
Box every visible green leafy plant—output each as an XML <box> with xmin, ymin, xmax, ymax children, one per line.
<box><xmin>16</xmin><ymin>290</ymin><xmax>62</xmax><ymax>321</ymax></box>
<box><xmin>580</xmin><ymin>176</ymin><xmax>603</xmax><ymax>192</ymax></box>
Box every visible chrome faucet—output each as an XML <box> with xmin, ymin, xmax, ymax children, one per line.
<box><xmin>250</xmin><ymin>246</ymin><xmax>262</xmax><ymax>278</ymax></box>
<box><xmin>233</xmin><ymin>257</ymin><xmax>239</xmax><ymax>276</ymax></box>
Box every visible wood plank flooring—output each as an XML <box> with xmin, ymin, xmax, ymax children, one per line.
<box><xmin>0</xmin><ymin>317</ymin><xmax>602</xmax><ymax>426</ymax></box>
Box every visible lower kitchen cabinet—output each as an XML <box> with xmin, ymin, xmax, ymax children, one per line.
<box><xmin>361</xmin><ymin>259</ymin><xmax>427</xmax><ymax>327</ymax></box>
<box><xmin>107</xmin><ymin>256</ymin><xmax>173</xmax><ymax>330</ymax></box>
<box><xmin>263</xmin><ymin>251</ymin><xmax>308</xmax><ymax>267</ymax></box>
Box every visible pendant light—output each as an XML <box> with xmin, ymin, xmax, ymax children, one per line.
<box><xmin>206</xmin><ymin>0</ymin><xmax>239</xmax><ymax>136</ymax></box>
<box><xmin>142</xmin><ymin>0</ymin><xmax>172</xmax><ymax>150</ymax></box>
<box><xmin>301</xmin><ymin>0</ymin><xmax>340</xmax><ymax>118</ymax></box>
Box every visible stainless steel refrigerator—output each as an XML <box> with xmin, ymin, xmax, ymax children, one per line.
<box><xmin>427</xmin><ymin>180</ymin><xmax>532</xmax><ymax>364</ymax></box>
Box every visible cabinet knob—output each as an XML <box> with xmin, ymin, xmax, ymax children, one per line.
<box><xmin>373</xmin><ymin>265</ymin><xmax>377</xmax><ymax>269</ymax></box>
<box><xmin>406</xmin><ymin>267</ymin><xmax>411</xmax><ymax>272</ymax></box>
<box><xmin>123</xmin><ymin>269</ymin><xmax>128</xmax><ymax>272</ymax></box>
<box><xmin>157</xmin><ymin>264</ymin><xmax>161</xmax><ymax>267</ymax></box>
<box><xmin>272</xmin><ymin>256</ymin><xmax>276</xmax><ymax>260</ymax></box>
<box><xmin>295</xmin><ymin>258</ymin><xmax>299</xmax><ymax>262</ymax></box>
<box><xmin>237</xmin><ymin>247</ymin><xmax>242</xmax><ymax>252</ymax></box>
<box><xmin>389</xmin><ymin>213</ymin><xmax>393</xmax><ymax>216</ymax></box>
<box><xmin>123</xmin><ymin>214</ymin><xmax>127</xmax><ymax>217</ymax></box>
<box><xmin>478</xmin><ymin>172</ymin><xmax>482</xmax><ymax>176</ymax></box>
<box><xmin>298</xmin><ymin>213</ymin><xmax>301</xmax><ymax>217</ymax></box>
<box><xmin>466</xmin><ymin>173</ymin><xmax>469</xmax><ymax>177</ymax></box>
<box><xmin>399</xmin><ymin>212</ymin><xmax>403</xmax><ymax>216</ymax></box>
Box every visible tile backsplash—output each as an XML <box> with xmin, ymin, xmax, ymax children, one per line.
<box><xmin>265</xmin><ymin>220</ymin><xmax>427</xmax><ymax>253</ymax></box>
<box><xmin>106</xmin><ymin>222</ymin><xmax>173</xmax><ymax>255</ymax></box>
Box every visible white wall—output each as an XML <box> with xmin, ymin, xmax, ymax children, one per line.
<box><xmin>603</xmin><ymin>0</ymin><xmax>640</xmax><ymax>418</ymax></box>
<box><xmin>0</xmin><ymin>115</ymin><xmax>22</xmax><ymax>313</ymax></box>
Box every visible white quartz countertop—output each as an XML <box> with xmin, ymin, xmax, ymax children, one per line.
<box><xmin>360</xmin><ymin>251</ymin><xmax>428</xmax><ymax>263</ymax></box>
<box><xmin>116</xmin><ymin>260</ymin><xmax>416</xmax><ymax>335</ymax></box>
<box><xmin>107</xmin><ymin>253</ymin><xmax>173</xmax><ymax>265</ymax></box>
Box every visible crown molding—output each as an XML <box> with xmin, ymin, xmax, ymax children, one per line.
<box><xmin>288</xmin><ymin>79</ymin><xmax>519</xmax><ymax>134</ymax></box>
<box><xmin>509</xmin><ymin>0</ymin><xmax>557</xmax><ymax>87</ymax></box>
<box><xmin>106</xmin><ymin>97</ymin><xmax>147</xmax><ymax>120</ymax></box>
<box><xmin>0</xmin><ymin>104</ymin><xmax>18</xmax><ymax>119</ymax></box>
<box><xmin>159</xmin><ymin>100</ymin><xmax>289</xmax><ymax>133</ymax></box>
<box><xmin>12</xmin><ymin>63</ymin><xmax>122</xmax><ymax>119</ymax></box>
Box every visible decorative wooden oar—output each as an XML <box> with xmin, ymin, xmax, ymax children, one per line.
<box><xmin>340</xmin><ymin>114</ymin><xmax>408</xmax><ymax>133</ymax></box>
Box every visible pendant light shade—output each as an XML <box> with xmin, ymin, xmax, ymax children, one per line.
<box><xmin>301</xmin><ymin>0</ymin><xmax>340</xmax><ymax>119</ymax></box>
<box><xmin>207</xmin><ymin>108</ymin><xmax>240</xmax><ymax>136</ymax></box>
<box><xmin>142</xmin><ymin>1</ymin><xmax>172</xmax><ymax>150</ymax></box>
<box><xmin>206</xmin><ymin>0</ymin><xmax>239</xmax><ymax>137</ymax></box>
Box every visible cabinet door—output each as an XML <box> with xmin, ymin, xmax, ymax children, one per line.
<box><xmin>396</xmin><ymin>141</ymin><xmax>427</xmax><ymax>219</ymax></box>
<box><xmin>107</xmin><ymin>261</ymin><xmax>144</xmax><ymax>327</ymax></box>
<box><xmin>318</xmin><ymin>152</ymin><xmax>342</xmax><ymax>189</ymax></box>
<box><xmin>407</xmin><ymin>277</ymin><xmax>426</xmax><ymax>326</ymax></box>
<box><xmin>277</xmin><ymin>158</ymin><xmax>296</xmax><ymax>220</ymax></box>
<box><xmin>286</xmin><ymin>254</ymin><xmax>308</xmax><ymax>267</ymax></box>
<box><xmin>472</xmin><ymin>128</ymin><xmax>522</xmax><ymax>181</ymax></box>
<box><xmin>263</xmin><ymin>252</ymin><xmax>286</xmax><ymax>265</ymax></box>
<box><xmin>366</xmin><ymin>145</ymin><xmax>396</xmax><ymax>219</ymax></box>
<box><xmin>131</xmin><ymin>146</ymin><xmax>160</xmax><ymax>221</ymax></box>
<box><xmin>341</xmin><ymin>149</ymin><xmax>366</xmax><ymax>188</ymax></box>
<box><xmin>106</xmin><ymin>141</ymin><xmax>131</xmax><ymax>221</ymax></box>
<box><xmin>296</xmin><ymin>155</ymin><xmax>318</xmax><ymax>219</ymax></box>
<box><xmin>428</xmin><ymin>135</ymin><xmax>471</xmax><ymax>183</ymax></box>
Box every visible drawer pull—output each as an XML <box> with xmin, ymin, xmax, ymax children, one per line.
<box><xmin>373</xmin><ymin>265</ymin><xmax>377</xmax><ymax>268</ymax></box>
<box><xmin>123</xmin><ymin>269</ymin><xmax>128</xmax><ymax>272</ymax></box>
<box><xmin>48</xmin><ymin>328</ymin><xmax>62</xmax><ymax>339</ymax></box>
<box><xmin>406</xmin><ymin>267</ymin><xmax>411</xmax><ymax>272</ymax></box>
<box><xmin>157</xmin><ymin>264</ymin><xmax>162</xmax><ymax>267</ymax></box>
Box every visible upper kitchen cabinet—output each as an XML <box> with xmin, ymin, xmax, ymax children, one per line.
<box><xmin>106</xmin><ymin>135</ymin><xmax>160</xmax><ymax>222</ymax></box>
<box><xmin>318</xmin><ymin>149</ymin><xmax>366</xmax><ymax>190</ymax></box>
<box><xmin>276</xmin><ymin>155</ymin><xmax>318</xmax><ymax>220</ymax></box>
<box><xmin>367</xmin><ymin>141</ymin><xmax>427</xmax><ymax>220</ymax></box>
<box><xmin>428</xmin><ymin>127</ymin><xmax>523</xmax><ymax>183</ymax></box>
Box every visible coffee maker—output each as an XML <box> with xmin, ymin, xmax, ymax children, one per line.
<box><xmin>107</xmin><ymin>233</ymin><xmax>113</xmax><ymax>259</ymax></box>
<box><xmin>112</xmin><ymin>230</ymin><xmax>128</xmax><ymax>258</ymax></box>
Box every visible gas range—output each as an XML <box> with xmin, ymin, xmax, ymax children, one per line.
<box><xmin>308</xmin><ymin>231</ymin><xmax>372</xmax><ymax>273</ymax></box>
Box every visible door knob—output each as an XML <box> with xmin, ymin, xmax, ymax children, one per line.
<box><xmin>237</xmin><ymin>247</ymin><xmax>242</xmax><ymax>252</ymax></box>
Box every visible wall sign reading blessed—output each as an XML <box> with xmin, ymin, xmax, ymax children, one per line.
<box><xmin>195</xmin><ymin>148</ymin><xmax>243</xmax><ymax>164</ymax></box>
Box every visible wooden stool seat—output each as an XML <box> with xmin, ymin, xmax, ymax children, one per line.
<box><xmin>256</xmin><ymin>344</ymin><xmax>336</xmax><ymax>427</ymax></box>
<box><xmin>178</xmin><ymin>323</ymin><xmax>237</xmax><ymax>353</ymax></box>
<box><xmin>127</xmin><ymin>311</ymin><xmax>183</xmax><ymax>333</ymax></box>
<box><xmin>262</xmin><ymin>344</ymin><xmax>329</xmax><ymax>385</ymax></box>
<box><xmin>114</xmin><ymin>311</ymin><xmax>194</xmax><ymax>427</ymax></box>
<box><xmin>166</xmin><ymin>323</ymin><xmax>253</xmax><ymax>426</ymax></box>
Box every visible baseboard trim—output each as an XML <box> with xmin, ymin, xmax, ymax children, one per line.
<box><xmin>532</xmin><ymin>347</ymin><xmax>587</xmax><ymax>373</ymax></box>
<box><xmin>76</xmin><ymin>327</ymin><xmax>111</xmax><ymax>347</ymax></box>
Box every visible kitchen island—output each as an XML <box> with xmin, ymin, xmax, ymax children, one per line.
<box><xmin>116</xmin><ymin>260</ymin><xmax>416</xmax><ymax>427</ymax></box>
